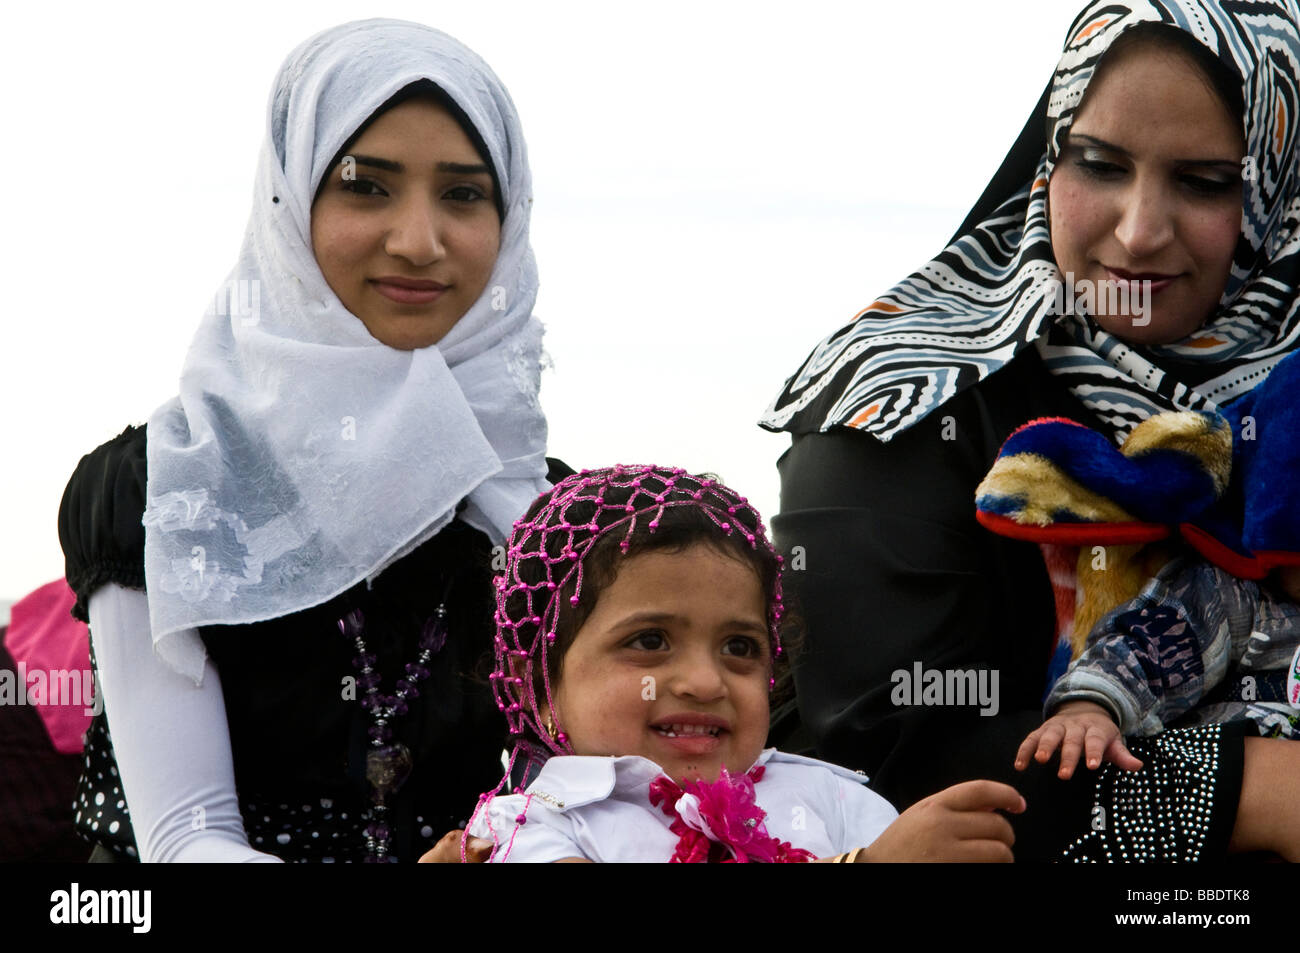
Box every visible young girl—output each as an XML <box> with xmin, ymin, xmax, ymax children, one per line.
<box><xmin>467</xmin><ymin>465</ymin><xmax>1024</xmax><ymax>862</ymax></box>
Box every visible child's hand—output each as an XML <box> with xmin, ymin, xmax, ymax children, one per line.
<box><xmin>418</xmin><ymin>829</ymin><xmax>491</xmax><ymax>863</ymax></box>
<box><xmin>1014</xmin><ymin>700</ymin><xmax>1144</xmax><ymax>778</ymax></box>
<box><xmin>858</xmin><ymin>780</ymin><xmax>1025</xmax><ymax>862</ymax></box>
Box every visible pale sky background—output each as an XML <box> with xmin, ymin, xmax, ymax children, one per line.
<box><xmin>0</xmin><ymin>0</ymin><xmax>1086</xmax><ymax>606</ymax></box>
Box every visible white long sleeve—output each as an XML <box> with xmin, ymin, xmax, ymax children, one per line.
<box><xmin>87</xmin><ymin>584</ymin><xmax>282</xmax><ymax>863</ymax></box>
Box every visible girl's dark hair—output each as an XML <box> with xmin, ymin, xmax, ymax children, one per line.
<box><xmin>313</xmin><ymin>79</ymin><xmax>505</xmax><ymax>220</ymax></box>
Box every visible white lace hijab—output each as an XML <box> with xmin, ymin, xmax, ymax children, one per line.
<box><xmin>143</xmin><ymin>19</ymin><xmax>549</xmax><ymax>681</ymax></box>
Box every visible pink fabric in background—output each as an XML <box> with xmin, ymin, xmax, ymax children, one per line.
<box><xmin>3</xmin><ymin>579</ymin><xmax>93</xmax><ymax>755</ymax></box>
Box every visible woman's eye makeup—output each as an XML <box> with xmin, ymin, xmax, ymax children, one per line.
<box><xmin>1178</xmin><ymin>170</ymin><xmax>1239</xmax><ymax>195</ymax></box>
<box><xmin>333</xmin><ymin>175</ymin><xmax>491</xmax><ymax>205</ymax></box>
<box><xmin>1076</xmin><ymin>159</ymin><xmax>1124</xmax><ymax>178</ymax></box>
<box><xmin>1065</xmin><ymin>144</ymin><xmax>1241</xmax><ymax>196</ymax></box>
<box><xmin>340</xmin><ymin>176</ymin><xmax>388</xmax><ymax>197</ymax></box>
<box><xmin>444</xmin><ymin>184</ymin><xmax>489</xmax><ymax>203</ymax></box>
<box><xmin>1069</xmin><ymin>147</ymin><xmax>1125</xmax><ymax>179</ymax></box>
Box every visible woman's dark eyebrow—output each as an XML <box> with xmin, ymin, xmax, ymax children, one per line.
<box><xmin>1068</xmin><ymin>133</ymin><xmax>1239</xmax><ymax>167</ymax></box>
<box><xmin>350</xmin><ymin>154</ymin><xmax>402</xmax><ymax>172</ymax></box>
<box><xmin>346</xmin><ymin>155</ymin><xmax>491</xmax><ymax>176</ymax></box>
<box><xmin>437</xmin><ymin>161</ymin><xmax>492</xmax><ymax>176</ymax></box>
<box><xmin>1068</xmin><ymin>133</ymin><xmax>1130</xmax><ymax>155</ymax></box>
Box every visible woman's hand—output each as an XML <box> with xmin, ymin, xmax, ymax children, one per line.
<box><xmin>850</xmin><ymin>780</ymin><xmax>1025</xmax><ymax>862</ymax></box>
<box><xmin>418</xmin><ymin>829</ymin><xmax>491</xmax><ymax>863</ymax></box>
<box><xmin>1015</xmin><ymin>700</ymin><xmax>1144</xmax><ymax>778</ymax></box>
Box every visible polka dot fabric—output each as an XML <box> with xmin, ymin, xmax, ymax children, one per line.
<box><xmin>75</xmin><ymin>718</ymin><xmax>446</xmax><ymax>863</ymax></box>
<box><xmin>74</xmin><ymin>646</ymin><xmax>455</xmax><ymax>863</ymax></box>
<box><xmin>73</xmin><ymin>714</ymin><xmax>136</xmax><ymax>859</ymax></box>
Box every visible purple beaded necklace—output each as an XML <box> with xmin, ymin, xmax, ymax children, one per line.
<box><xmin>338</xmin><ymin>604</ymin><xmax>448</xmax><ymax>862</ymax></box>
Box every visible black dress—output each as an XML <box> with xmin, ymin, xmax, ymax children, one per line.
<box><xmin>772</xmin><ymin>347</ymin><xmax>1246</xmax><ymax>861</ymax></box>
<box><xmin>59</xmin><ymin>424</ymin><xmax>572</xmax><ymax>862</ymax></box>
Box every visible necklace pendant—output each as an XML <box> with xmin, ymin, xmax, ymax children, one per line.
<box><xmin>366</xmin><ymin>743</ymin><xmax>413</xmax><ymax>801</ymax></box>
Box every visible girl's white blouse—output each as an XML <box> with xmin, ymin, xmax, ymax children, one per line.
<box><xmin>471</xmin><ymin>749</ymin><xmax>898</xmax><ymax>863</ymax></box>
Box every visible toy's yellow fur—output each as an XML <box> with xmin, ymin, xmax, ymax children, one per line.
<box><xmin>1064</xmin><ymin>413</ymin><xmax>1230</xmax><ymax>656</ymax></box>
<box><xmin>975</xmin><ymin>454</ymin><xmax>1137</xmax><ymax>526</ymax></box>
<box><xmin>1121</xmin><ymin>411</ymin><xmax>1232</xmax><ymax>494</ymax></box>
<box><xmin>1070</xmin><ymin>541</ymin><xmax>1177</xmax><ymax>657</ymax></box>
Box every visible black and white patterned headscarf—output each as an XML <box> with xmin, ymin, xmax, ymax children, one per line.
<box><xmin>761</xmin><ymin>0</ymin><xmax>1300</xmax><ymax>442</ymax></box>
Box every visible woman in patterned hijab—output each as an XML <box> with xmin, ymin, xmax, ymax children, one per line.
<box><xmin>763</xmin><ymin>0</ymin><xmax>1300</xmax><ymax>860</ymax></box>
<box><xmin>765</xmin><ymin>0</ymin><xmax>1300</xmax><ymax>442</ymax></box>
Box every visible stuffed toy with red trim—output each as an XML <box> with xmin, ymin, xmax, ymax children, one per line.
<box><xmin>975</xmin><ymin>349</ymin><xmax>1300</xmax><ymax>662</ymax></box>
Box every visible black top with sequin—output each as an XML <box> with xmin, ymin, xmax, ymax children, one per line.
<box><xmin>60</xmin><ymin>424</ymin><xmax>571</xmax><ymax>861</ymax></box>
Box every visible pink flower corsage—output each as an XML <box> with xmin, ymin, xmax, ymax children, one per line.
<box><xmin>648</xmin><ymin>766</ymin><xmax>815</xmax><ymax>863</ymax></box>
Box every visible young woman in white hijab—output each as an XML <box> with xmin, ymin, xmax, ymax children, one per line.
<box><xmin>58</xmin><ymin>19</ymin><xmax>559</xmax><ymax>862</ymax></box>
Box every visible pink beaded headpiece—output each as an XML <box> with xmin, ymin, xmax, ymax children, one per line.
<box><xmin>489</xmin><ymin>464</ymin><xmax>786</xmax><ymax>765</ymax></box>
